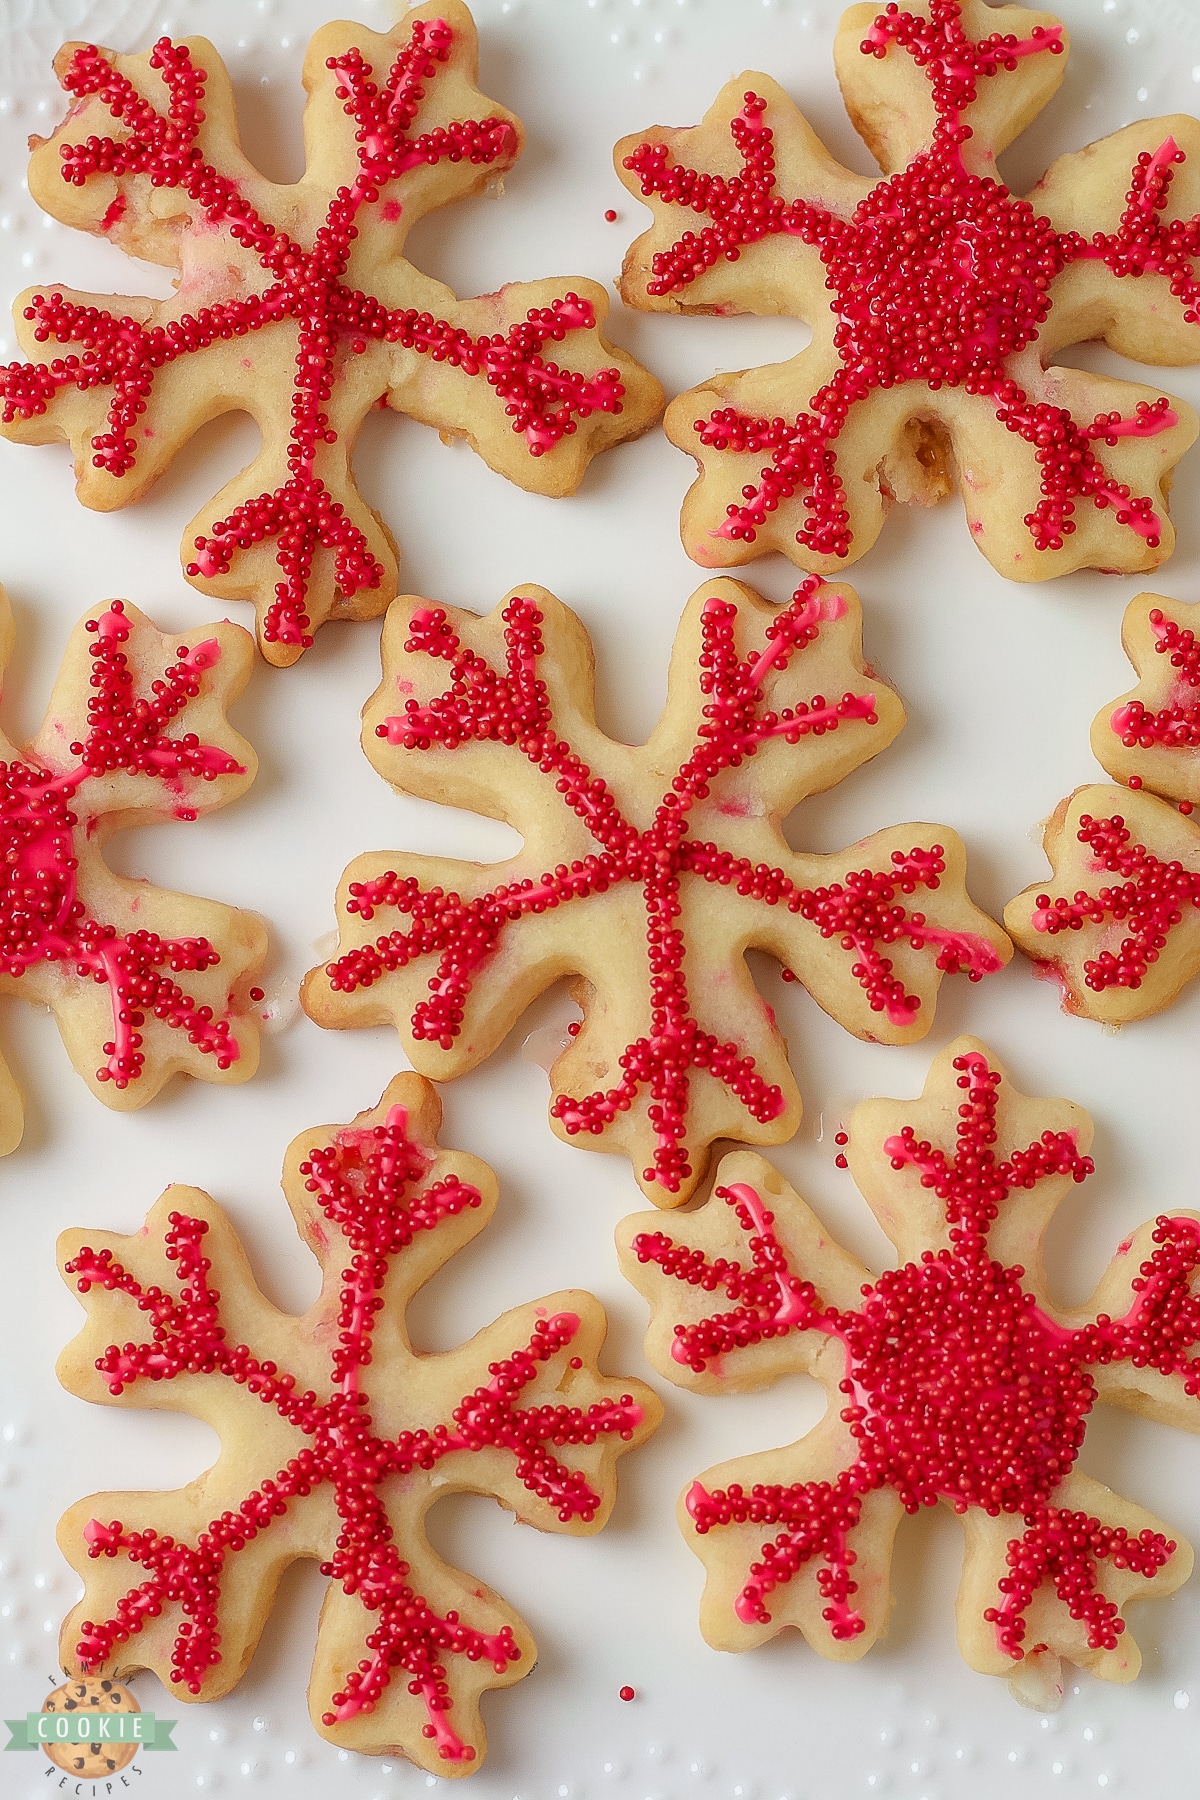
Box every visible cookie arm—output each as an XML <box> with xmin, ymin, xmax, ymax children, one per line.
<box><xmin>1090</xmin><ymin>592</ymin><xmax>1200</xmax><ymax>806</ymax></box>
<box><xmin>29</xmin><ymin>604</ymin><xmax>256</xmax><ymax>823</ymax></box>
<box><xmin>1004</xmin><ymin>783</ymin><xmax>1200</xmax><ymax>1023</ymax></box>
<box><xmin>616</xmin><ymin>74</ymin><xmax>869</xmax><ymax>318</ymax></box>
<box><xmin>958</xmin><ymin>1470</ymin><xmax>1191</xmax><ymax>1688</ymax></box>
<box><xmin>617</xmin><ymin>1150</ymin><xmax>873</xmax><ymax>1392</ymax></box>
<box><xmin>834</xmin><ymin>0</ymin><xmax>1068</xmax><ymax>176</ymax></box>
<box><xmin>683</xmin><ymin>1432</ymin><xmax>905</xmax><ymax>1661</ymax></box>
<box><xmin>757</xmin><ymin>827</ymin><xmax>1012</xmax><ymax>1050</ymax></box>
<box><xmin>385</xmin><ymin>277</ymin><xmax>663</xmax><ymax>497</ymax></box>
<box><xmin>1034</xmin><ymin>116</ymin><xmax>1200</xmax><ymax>368</ymax></box>
<box><xmin>305</xmin><ymin>1484</ymin><xmax>536</xmax><ymax>1774</ymax></box>
<box><xmin>847</xmin><ymin>1035</ymin><xmax>1092</xmax><ymax>1266</ymax></box>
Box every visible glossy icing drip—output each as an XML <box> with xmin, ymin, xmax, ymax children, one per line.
<box><xmin>0</xmin><ymin>603</ymin><xmax>244</xmax><ymax>1086</ymax></box>
<box><xmin>65</xmin><ymin>1105</ymin><xmax>643</xmax><ymax>1761</ymax></box>
<box><xmin>634</xmin><ymin>1053</ymin><xmax>1200</xmax><ymax>1656</ymax></box>
<box><xmin>623</xmin><ymin>0</ymin><xmax>1200</xmax><ymax>562</ymax></box>
<box><xmin>1031</xmin><ymin>811</ymin><xmax>1200</xmax><ymax>993</ymax></box>
<box><xmin>0</xmin><ymin>22</ymin><xmax>628</xmax><ymax>652</ymax></box>
<box><xmin>323</xmin><ymin>579</ymin><xmax>1002</xmax><ymax>1194</ymax></box>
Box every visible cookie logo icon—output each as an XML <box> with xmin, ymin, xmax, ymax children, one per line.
<box><xmin>41</xmin><ymin>1677</ymin><xmax>139</xmax><ymax>1776</ymax></box>
<box><xmin>4</xmin><ymin>1677</ymin><xmax>174</xmax><ymax>1764</ymax></box>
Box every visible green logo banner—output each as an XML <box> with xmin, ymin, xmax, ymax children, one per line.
<box><xmin>4</xmin><ymin>1712</ymin><xmax>177</xmax><ymax>1750</ymax></box>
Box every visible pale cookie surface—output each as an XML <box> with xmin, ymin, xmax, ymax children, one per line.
<box><xmin>0</xmin><ymin>3</ymin><xmax>663</xmax><ymax>664</ymax></box>
<box><xmin>301</xmin><ymin>576</ymin><xmax>1010</xmax><ymax>1205</ymax></box>
<box><xmin>0</xmin><ymin>589</ymin><xmax>264</xmax><ymax>1137</ymax></box>
<box><xmin>616</xmin><ymin>1036</ymin><xmax>1200</xmax><ymax>1707</ymax></box>
<box><xmin>55</xmin><ymin>1076</ymin><xmax>659</xmax><ymax>1775</ymax></box>
<box><xmin>616</xmin><ymin>0</ymin><xmax>1200</xmax><ymax>582</ymax></box>
<box><xmin>1004</xmin><ymin>781</ymin><xmax>1200</xmax><ymax>1023</ymax></box>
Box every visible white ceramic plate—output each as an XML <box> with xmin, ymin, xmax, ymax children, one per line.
<box><xmin>2</xmin><ymin>0</ymin><xmax>1200</xmax><ymax>1795</ymax></box>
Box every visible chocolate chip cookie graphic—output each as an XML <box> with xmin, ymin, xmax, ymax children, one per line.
<box><xmin>41</xmin><ymin>1677</ymin><xmax>139</xmax><ymax>1776</ymax></box>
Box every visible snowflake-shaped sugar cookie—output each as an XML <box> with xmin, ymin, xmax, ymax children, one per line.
<box><xmin>302</xmin><ymin>576</ymin><xmax>1009</xmax><ymax>1204</ymax></box>
<box><xmin>0</xmin><ymin>4</ymin><xmax>662</xmax><ymax>664</ymax></box>
<box><xmin>0</xmin><ymin>590</ymin><xmax>264</xmax><ymax>1141</ymax></box>
<box><xmin>617</xmin><ymin>1037</ymin><xmax>1200</xmax><ymax>1705</ymax></box>
<box><xmin>616</xmin><ymin>0</ymin><xmax>1200</xmax><ymax>582</ymax></box>
<box><xmin>1006</xmin><ymin>592</ymin><xmax>1200</xmax><ymax>1020</ymax></box>
<box><xmin>57</xmin><ymin>1076</ymin><xmax>659</xmax><ymax>1773</ymax></box>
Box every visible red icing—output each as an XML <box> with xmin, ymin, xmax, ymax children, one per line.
<box><xmin>622</xmin><ymin>1</ymin><xmax>1200</xmax><ymax>563</ymax></box>
<box><xmin>1031</xmin><ymin>812</ymin><xmax>1200</xmax><ymax>995</ymax></box>
<box><xmin>322</xmin><ymin>580</ymin><xmax>1002</xmax><ymax>1194</ymax></box>
<box><xmin>65</xmin><ymin>1103</ymin><xmax>643</xmax><ymax>1762</ymax></box>
<box><xmin>633</xmin><ymin>1053</ymin><xmax>1200</xmax><ymax>1656</ymax></box>
<box><xmin>0</xmin><ymin>22</ymin><xmax>629</xmax><ymax>654</ymax></box>
<box><xmin>1111</xmin><ymin>608</ymin><xmax>1200</xmax><ymax>751</ymax></box>
<box><xmin>0</xmin><ymin>602</ymin><xmax>246</xmax><ymax>1086</ymax></box>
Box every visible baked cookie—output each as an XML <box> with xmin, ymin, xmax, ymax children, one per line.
<box><xmin>40</xmin><ymin>1676</ymin><xmax>139</xmax><ymax>1776</ymax></box>
<box><xmin>1004</xmin><ymin>782</ymin><xmax>1200</xmax><ymax>1023</ymax></box>
<box><xmin>615</xmin><ymin>0</ymin><xmax>1200</xmax><ymax>582</ymax></box>
<box><xmin>0</xmin><ymin>1049</ymin><xmax>20</xmax><ymax>1162</ymax></box>
<box><xmin>1091</xmin><ymin>592</ymin><xmax>1200</xmax><ymax>808</ymax></box>
<box><xmin>0</xmin><ymin>5</ymin><xmax>663</xmax><ymax>665</ymax></box>
<box><xmin>57</xmin><ymin>1075</ymin><xmax>659</xmax><ymax>1774</ymax></box>
<box><xmin>616</xmin><ymin>1037</ymin><xmax>1200</xmax><ymax>1706</ymax></box>
<box><xmin>0</xmin><ymin>590</ymin><xmax>264</xmax><ymax>1135</ymax></box>
<box><xmin>301</xmin><ymin>575</ymin><xmax>1010</xmax><ymax>1204</ymax></box>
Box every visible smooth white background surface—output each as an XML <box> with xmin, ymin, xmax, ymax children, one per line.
<box><xmin>2</xmin><ymin>0</ymin><xmax>1200</xmax><ymax>1794</ymax></box>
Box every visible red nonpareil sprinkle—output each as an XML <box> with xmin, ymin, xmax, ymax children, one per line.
<box><xmin>635</xmin><ymin>1051</ymin><xmax>1200</xmax><ymax>1657</ymax></box>
<box><xmin>605</xmin><ymin>208</ymin><xmax>619</xmax><ymax>222</ymax></box>
<box><xmin>249</xmin><ymin>987</ymin><xmax>265</xmax><ymax>1002</ymax></box>
<box><xmin>622</xmin><ymin>0</ymin><xmax>1197</xmax><ymax>565</ymax></box>
<box><xmin>619</xmin><ymin>1684</ymin><xmax>635</xmax><ymax>1701</ymax></box>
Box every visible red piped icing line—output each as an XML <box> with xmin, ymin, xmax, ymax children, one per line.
<box><xmin>634</xmin><ymin>1053</ymin><xmax>1200</xmax><ymax>1656</ymax></box>
<box><xmin>0</xmin><ymin>602</ymin><xmax>246</xmax><ymax>1086</ymax></box>
<box><xmin>1110</xmin><ymin>608</ymin><xmax>1200</xmax><ymax>751</ymax></box>
<box><xmin>621</xmin><ymin>1</ymin><xmax>1200</xmax><ymax>563</ymax></box>
<box><xmin>324</xmin><ymin>579</ymin><xmax>999</xmax><ymax>1193</ymax></box>
<box><xmin>1030</xmin><ymin>812</ymin><xmax>1200</xmax><ymax>994</ymax></box>
<box><xmin>66</xmin><ymin>1106</ymin><xmax>643</xmax><ymax>1761</ymax></box>
<box><xmin>1088</xmin><ymin>400</ymin><xmax>1178</xmax><ymax>442</ymax></box>
<box><xmin>0</xmin><ymin>22</ymin><xmax>629</xmax><ymax>652</ymax></box>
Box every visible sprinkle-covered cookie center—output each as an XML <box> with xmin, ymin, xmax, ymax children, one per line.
<box><xmin>0</xmin><ymin>604</ymin><xmax>244</xmax><ymax>1087</ymax></box>
<box><xmin>635</xmin><ymin>1052</ymin><xmax>1200</xmax><ymax>1657</ymax></box>
<box><xmin>623</xmin><ymin>0</ymin><xmax>1200</xmax><ymax>563</ymax></box>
